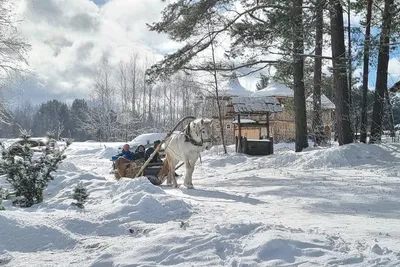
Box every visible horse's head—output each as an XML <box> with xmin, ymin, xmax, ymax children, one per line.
<box><xmin>192</xmin><ymin>118</ymin><xmax>214</xmax><ymax>150</ymax></box>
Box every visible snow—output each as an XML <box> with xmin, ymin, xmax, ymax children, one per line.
<box><xmin>1</xmin><ymin>139</ymin><xmax>400</xmax><ymax>266</ymax></box>
<box><xmin>219</xmin><ymin>75</ymin><xmax>253</xmax><ymax>96</ymax></box>
<box><xmin>232</xmin><ymin>119</ymin><xmax>256</xmax><ymax>124</ymax></box>
<box><xmin>252</xmin><ymin>82</ymin><xmax>294</xmax><ymax>97</ymax></box>
<box><xmin>306</xmin><ymin>93</ymin><xmax>336</xmax><ymax>110</ymax></box>
<box><xmin>130</xmin><ymin>133</ymin><xmax>166</xmax><ymax>145</ymax></box>
<box><xmin>116</xmin><ymin>133</ymin><xmax>167</xmax><ymax>152</ymax></box>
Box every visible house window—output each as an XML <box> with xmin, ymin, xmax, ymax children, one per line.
<box><xmin>226</xmin><ymin>124</ymin><xmax>231</xmax><ymax>129</ymax></box>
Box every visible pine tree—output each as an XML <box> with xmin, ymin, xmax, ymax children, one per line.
<box><xmin>312</xmin><ymin>0</ymin><xmax>325</xmax><ymax>146</ymax></box>
<box><xmin>370</xmin><ymin>0</ymin><xmax>395</xmax><ymax>143</ymax></box>
<box><xmin>147</xmin><ymin>0</ymin><xmax>313</xmax><ymax>152</ymax></box>
<box><xmin>0</xmin><ymin>131</ymin><xmax>72</xmax><ymax>207</ymax></box>
<box><xmin>329</xmin><ymin>0</ymin><xmax>354</xmax><ymax>145</ymax></box>
<box><xmin>360</xmin><ymin>0</ymin><xmax>373</xmax><ymax>143</ymax></box>
<box><xmin>71</xmin><ymin>181</ymin><xmax>89</xmax><ymax>209</ymax></box>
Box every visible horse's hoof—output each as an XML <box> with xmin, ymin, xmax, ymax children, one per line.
<box><xmin>166</xmin><ymin>183</ymin><xmax>173</xmax><ymax>187</ymax></box>
<box><xmin>174</xmin><ymin>184</ymin><xmax>180</xmax><ymax>188</ymax></box>
<box><xmin>184</xmin><ymin>183</ymin><xmax>194</xmax><ymax>189</ymax></box>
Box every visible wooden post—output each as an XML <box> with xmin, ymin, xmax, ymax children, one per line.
<box><xmin>269</xmin><ymin>137</ymin><xmax>274</xmax><ymax>155</ymax></box>
<box><xmin>266</xmin><ymin>111</ymin><xmax>270</xmax><ymax>139</ymax></box>
<box><xmin>237</xmin><ymin>113</ymin><xmax>242</xmax><ymax>153</ymax></box>
<box><xmin>235</xmin><ymin>136</ymin><xmax>238</xmax><ymax>152</ymax></box>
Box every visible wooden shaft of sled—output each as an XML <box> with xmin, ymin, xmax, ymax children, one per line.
<box><xmin>134</xmin><ymin>143</ymin><xmax>163</xmax><ymax>178</ymax></box>
<box><xmin>134</xmin><ymin>115</ymin><xmax>197</xmax><ymax>178</ymax></box>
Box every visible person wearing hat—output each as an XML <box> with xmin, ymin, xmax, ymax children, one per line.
<box><xmin>118</xmin><ymin>143</ymin><xmax>135</xmax><ymax>161</ymax></box>
<box><xmin>145</xmin><ymin>140</ymin><xmax>162</xmax><ymax>163</ymax></box>
<box><xmin>134</xmin><ymin>144</ymin><xmax>146</xmax><ymax>160</ymax></box>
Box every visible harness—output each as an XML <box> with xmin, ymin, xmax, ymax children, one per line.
<box><xmin>183</xmin><ymin>122</ymin><xmax>212</xmax><ymax>147</ymax></box>
<box><xmin>163</xmin><ymin>120</ymin><xmax>211</xmax><ymax>165</ymax></box>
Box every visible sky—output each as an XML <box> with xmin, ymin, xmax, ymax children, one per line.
<box><xmin>5</xmin><ymin>0</ymin><xmax>400</xmax><ymax>105</ymax></box>
<box><xmin>8</xmin><ymin>0</ymin><xmax>177</xmax><ymax>104</ymax></box>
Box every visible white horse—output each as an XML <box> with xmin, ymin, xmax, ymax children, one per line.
<box><xmin>162</xmin><ymin>118</ymin><xmax>213</xmax><ymax>188</ymax></box>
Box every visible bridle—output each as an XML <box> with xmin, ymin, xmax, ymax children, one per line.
<box><xmin>184</xmin><ymin>121</ymin><xmax>212</xmax><ymax>147</ymax></box>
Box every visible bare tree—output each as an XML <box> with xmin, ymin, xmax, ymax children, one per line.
<box><xmin>55</xmin><ymin>120</ymin><xmax>65</xmax><ymax>140</ymax></box>
<box><xmin>117</xmin><ymin>61</ymin><xmax>128</xmax><ymax>111</ymax></box>
<box><xmin>0</xmin><ymin>0</ymin><xmax>31</xmax><ymax>122</ymax></box>
<box><xmin>128</xmin><ymin>53</ymin><xmax>139</xmax><ymax>115</ymax></box>
<box><xmin>84</xmin><ymin>58</ymin><xmax>118</xmax><ymax>141</ymax></box>
<box><xmin>209</xmin><ymin>37</ymin><xmax>227</xmax><ymax>154</ymax></box>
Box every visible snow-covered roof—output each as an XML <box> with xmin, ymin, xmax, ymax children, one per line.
<box><xmin>232</xmin><ymin>119</ymin><xmax>257</xmax><ymax>124</ymax></box>
<box><xmin>306</xmin><ymin>94</ymin><xmax>335</xmax><ymax>110</ymax></box>
<box><xmin>219</xmin><ymin>74</ymin><xmax>253</xmax><ymax>97</ymax></box>
<box><xmin>232</xmin><ymin>96</ymin><xmax>283</xmax><ymax>113</ymax></box>
<box><xmin>251</xmin><ymin>82</ymin><xmax>294</xmax><ymax>98</ymax></box>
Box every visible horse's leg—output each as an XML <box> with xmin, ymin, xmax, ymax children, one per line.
<box><xmin>157</xmin><ymin>154</ymin><xmax>170</xmax><ymax>184</ymax></box>
<box><xmin>183</xmin><ymin>159</ymin><xmax>195</xmax><ymax>189</ymax></box>
<box><xmin>170</xmin><ymin>157</ymin><xmax>179</xmax><ymax>188</ymax></box>
<box><xmin>166</xmin><ymin>153</ymin><xmax>174</xmax><ymax>186</ymax></box>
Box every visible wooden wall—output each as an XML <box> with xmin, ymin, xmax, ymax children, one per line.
<box><xmin>234</xmin><ymin>126</ymin><xmax>260</xmax><ymax>140</ymax></box>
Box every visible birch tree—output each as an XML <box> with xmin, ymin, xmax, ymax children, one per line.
<box><xmin>0</xmin><ymin>0</ymin><xmax>31</xmax><ymax>122</ymax></box>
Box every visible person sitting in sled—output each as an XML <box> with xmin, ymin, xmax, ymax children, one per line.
<box><xmin>118</xmin><ymin>144</ymin><xmax>135</xmax><ymax>161</ymax></box>
<box><xmin>145</xmin><ymin>140</ymin><xmax>162</xmax><ymax>163</ymax></box>
<box><xmin>133</xmin><ymin>144</ymin><xmax>146</xmax><ymax>160</ymax></box>
<box><xmin>114</xmin><ymin>144</ymin><xmax>145</xmax><ymax>179</ymax></box>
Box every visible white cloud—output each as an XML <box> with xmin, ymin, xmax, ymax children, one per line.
<box><xmin>14</xmin><ymin>0</ymin><xmax>177</xmax><ymax>102</ymax></box>
<box><xmin>12</xmin><ymin>0</ymin><xmax>371</xmax><ymax>102</ymax></box>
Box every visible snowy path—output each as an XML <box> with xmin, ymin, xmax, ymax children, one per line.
<box><xmin>1</xmin><ymin>142</ymin><xmax>400</xmax><ymax>266</ymax></box>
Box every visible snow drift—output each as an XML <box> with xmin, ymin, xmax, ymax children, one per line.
<box><xmin>1</xmin><ymin>140</ymin><xmax>400</xmax><ymax>266</ymax></box>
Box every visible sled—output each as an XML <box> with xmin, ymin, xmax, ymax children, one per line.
<box><xmin>110</xmin><ymin>156</ymin><xmax>164</xmax><ymax>185</ymax></box>
<box><xmin>133</xmin><ymin>115</ymin><xmax>196</xmax><ymax>178</ymax></box>
<box><xmin>111</xmin><ymin>115</ymin><xmax>196</xmax><ymax>185</ymax></box>
<box><xmin>111</xmin><ymin>155</ymin><xmax>183</xmax><ymax>185</ymax></box>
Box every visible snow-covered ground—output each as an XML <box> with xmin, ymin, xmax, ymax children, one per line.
<box><xmin>1</xmin><ymin>140</ymin><xmax>400</xmax><ymax>266</ymax></box>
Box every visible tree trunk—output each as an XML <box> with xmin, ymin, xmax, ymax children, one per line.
<box><xmin>210</xmin><ymin>34</ymin><xmax>227</xmax><ymax>154</ymax></box>
<box><xmin>312</xmin><ymin>0</ymin><xmax>324</xmax><ymax>146</ymax></box>
<box><xmin>169</xmin><ymin>85</ymin><xmax>173</xmax><ymax>125</ymax></box>
<box><xmin>292</xmin><ymin>0</ymin><xmax>308</xmax><ymax>152</ymax></box>
<box><xmin>329</xmin><ymin>0</ymin><xmax>353</xmax><ymax>145</ymax></box>
<box><xmin>385</xmin><ymin>89</ymin><xmax>395</xmax><ymax>137</ymax></box>
<box><xmin>143</xmin><ymin>76</ymin><xmax>147</xmax><ymax>124</ymax></box>
<box><xmin>130</xmin><ymin>54</ymin><xmax>137</xmax><ymax>115</ymax></box>
<box><xmin>163</xmin><ymin>85</ymin><xmax>167</xmax><ymax>128</ymax></box>
<box><xmin>360</xmin><ymin>0</ymin><xmax>373</xmax><ymax>143</ymax></box>
<box><xmin>347</xmin><ymin>0</ymin><xmax>353</xmax><ymax>133</ymax></box>
<box><xmin>148</xmin><ymin>84</ymin><xmax>153</xmax><ymax>127</ymax></box>
<box><xmin>370</xmin><ymin>0</ymin><xmax>394</xmax><ymax>143</ymax></box>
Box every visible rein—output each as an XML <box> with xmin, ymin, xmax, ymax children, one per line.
<box><xmin>184</xmin><ymin>122</ymin><xmax>211</xmax><ymax>147</ymax></box>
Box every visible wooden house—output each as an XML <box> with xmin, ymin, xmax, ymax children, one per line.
<box><xmin>200</xmin><ymin>74</ymin><xmax>335</xmax><ymax>144</ymax></box>
<box><xmin>306</xmin><ymin>93</ymin><xmax>336</xmax><ymax>139</ymax></box>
